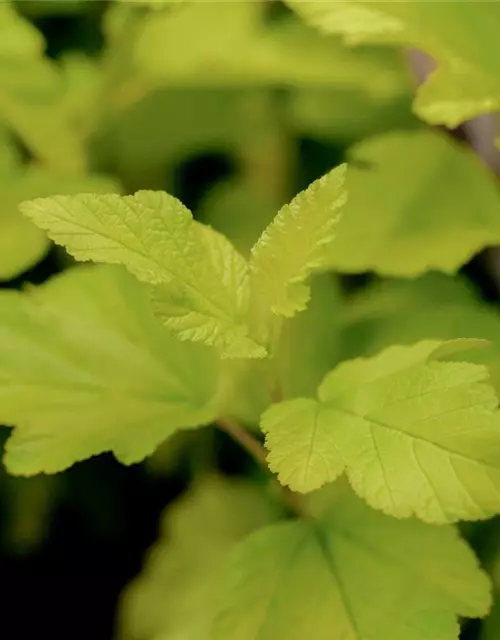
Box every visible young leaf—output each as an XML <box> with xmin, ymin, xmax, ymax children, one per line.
<box><xmin>119</xmin><ymin>475</ymin><xmax>281</xmax><ymax>640</ymax></box>
<box><xmin>20</xmin><ymin>190</ymin><xmax>265</xmax><ymax>358</ymax></box>
<box><xmin>326</xmin><ymin>130</ymin><xmax>500</xmax><ymax>276</ymax></box>
<box><xmin>0</xmin><ymin>264</ymin><xmax>221</xmax><ymax>476</ymax></box>
<box><xmin>213</xmin><ymin>487</ymin><xmax>490</xmax><ymax>640</ymax></box>
<box><xmin>261</xmin><ymin>339</ymin><xmax>500</xmax><ymax>524</ymax></box>
<box><xmin>249</xmin><ymin>163</ymin><xmax>347</xmax><ymax>318</ymax></box>
<box><xmin>288</xmin><ymin>0</ymin><xmax>500</xmax><ymax>127</ymax></box>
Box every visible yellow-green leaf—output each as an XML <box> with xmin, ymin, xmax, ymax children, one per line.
<box><xmin>0</xmin><ymin>265</ymin><xmax>221</xmax><ymax>475</ymax></box>
<box><xmin>327</xmin><ymin>131</ymin><xmax>500</xmax><ymax>276</ymax></box>
<box><xmin>213</xmin><ymin>487</ymin><xmax>490</xmax><ymax>640</ymax></box>
<box><xmin>262</xmin><ymin>339</ymin><xmax>500</xmax><ymax>523</ymax></box>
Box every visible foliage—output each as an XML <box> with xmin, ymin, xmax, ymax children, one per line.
<box><xmin>3</xmin><ymin>2</ymin><xmax>500</xmax><ymax>640</ymax></box>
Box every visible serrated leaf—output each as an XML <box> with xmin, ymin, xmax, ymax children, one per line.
<box><xmin>213</xmin><ymin>487</ymin><xmax>490</xmax><ymax>640</ymax></box>
<box><xmin>0</xmin><ymin>264</ymin><xmax>221</xmax><ymax>475</ymax></box>
<box><xmin>0</xmin><ymin>167</ymin><xmax>119</xmax><ymax>281</ymax></box>
<box><xmin>0</xmin><ymin>2</ymin><xmax>86</xmax><ymax>173</ymax></box>
<box><xmin>288</xmin><ymin>0</ymin><xmax>500</xmax><ymax>127</ymax></box>
<box><xmin>21</xmin><ymin>190</ymin><xmax>265</xmax><ymax>358</ymax></box>
<box><xmin>118</xmin><ymin>475</ymin><xmax>281</xmax><ymax>640</ymax></box>
<box><xmin>250</xmin><ymin>164</ymin><xmax>347</xmax><ymax>318</ymax></box>
<box><xmin>326</xmin><ymin>130</ymin><xmax>500</xmax><ymax>276</ymax></box>
<box><xmin>262</xmin><ymin>339</ymin><xmax>500</xmax><ymax>523</ymax></box>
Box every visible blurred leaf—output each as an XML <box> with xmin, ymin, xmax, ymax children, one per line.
<box><xmin>118</xmin><ymin>474</ymin><xmax>282</xmax><ymax>640</ymax></box>
<box><xmin>0</xmin><ymin>265</ymin><xmax>222</xmax><ymax>475</ymax></box>
<box><xmin>197</xmin><ymin>177</ymin><xmax>278</xmax><ymax>257</ymax></box>
<box><xmin>275</xmin><ymin>273</ymin><xmax>341</xmax><ymax>400</ymax></box>
<box><xmin>213</xmin><ymin>485</ymin><xmax>489</xmax><ymax>640</ymax></box>
<box><xmin>59</xmin><ymin>53</ymin><xmax>102</xmax><ymax>139</ymax></box>
<box><xmin>327</xmin><ymin>130</ymin><xmax>500</xmax><ymax>276</ymax></box>
<box><xmin>0</xmin><ymin>2</ymin><xmax>87</xmax><ymax>173</ymax></box>
<box><xmin>288</xmin><ymin>0</ymin><xmax>500</xmax><ymax>127</ymax></box>
<box><xmin>134</xmin><ymin>2</ymin><xmax>412</xmax><ymax>91</ymax></box>
<box><xmin>96</xmin><ymin>88</ymin><xmax>249</xmax><ymax>189</ymax></box>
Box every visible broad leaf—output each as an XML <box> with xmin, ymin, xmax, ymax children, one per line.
<box><xmin>326</xmin><ymin>131</ymin><xmax>500</xmax><ymax>276</ymax></box>
<box><xmin>118</xmin><ymin>475</ymin><xmax>281</xmax><ymax>640</ymax></box>
<box><xmin>288</xmin><ymin>0</ymin><xmax>500</xmax><ymax>127</ymax></box>
<box><xmin>262</xmin><ymin>339</ymin><xmax>500</xmax><ymax>523</ymax></box>
<box><xmin>21</xmin><ymin>191</ymin><xmax>265</xmax><ymax>358</ymax></box>
<box><xmin>250</xmin><ymin>164</ymin><xmax>347</xmax><ymax>318</ymax></box>
<box><xmin>213</xmin><ymin>486</ymin><xmax>490</xmax><ymax>640</ymax></box>
<box><xmin>0</xmin><ymin>265</ymin><xmax>221</xmax><ymax>475</ymax></box>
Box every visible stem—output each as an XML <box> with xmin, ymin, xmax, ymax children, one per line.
<box><xmin>217</xmin><ymin>417</ymin><xmax>269</xmax><ymax>467</ymax></box>
<box><xmin>216</xmin><ymin>417</ymin><xmax>307</xmax><ymax>518</ymax></box>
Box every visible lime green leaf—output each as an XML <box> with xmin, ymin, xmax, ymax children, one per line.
<box><xmin>20</xmin><ymin>191</ymin><xmax>265</xmax><ymax>358</ymax></box>
<box><xmin>262</xmin><ymin>339</ymin><xmax>500</xmax><ymax>523</ymax></box>
<box><xmin>250</xmin><ymin>164</ymin><xmax>347</xmax><ymax>318</ymax></box>
<box><xmin>0</xmin><ymin>2</ymin><xmax>86</xmax><ymax>173</ymax></box>
<box><xmin>118</xmin><ymin>474</ymin><xmax>281</xmax><ymax>640</ymax></box>
<box><xmin>213</xmin><ymin>487</ymin><xmax>490</xmax><ymax>640</ymax></box>
<box><xmin>327</xmin><ymin>131</ymin><xmax>500</xmax><ymax>276</ymax></box>
<box><xmin>151</xmin><ymin>223</ymin><xmax>264</xmax><ymax>359</ymax></box>
<box><xmin>0</xmin><ymin>265</ymin><xmax>221</xmax><ymax>475</ymax></box>
<box><xmin>288</xmin><ymin>0</ymin><xmax>500</xmax><ymax>127</ymax></box>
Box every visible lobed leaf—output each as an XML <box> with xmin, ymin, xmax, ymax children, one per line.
<box><xmin>0</xmin><ymin>265</ymin><xmax>221</xmax><ymax>475</ymax></box>
<box><xmin>118</xmin><ymin>475</ymin><xmax>281</xmax><ymax>640</ymax></box>
<box><xmin>213</xmin><ymin>487</ymin><xmax>491</xmax><ymax>640</ymax></box>
<box><xmin>262</xmin><ymin>339</ymin><xmax>500</xmax><ymax>523</ymax></box>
